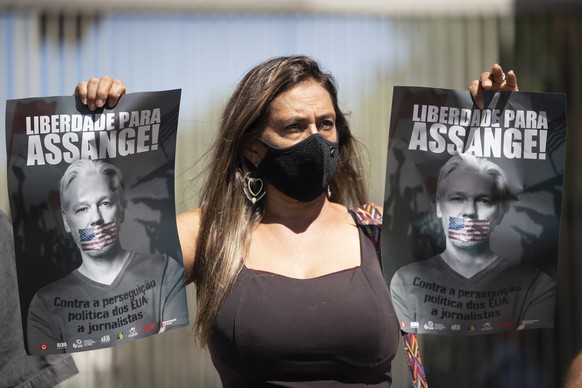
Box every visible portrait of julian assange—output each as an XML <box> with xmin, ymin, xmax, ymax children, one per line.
<box><xmin>26</xmin><ymin>159</ymin><xmax>188</xmax><ymax>354</ymax></box>
<box><xmin>390</xmin><ymin>153</ymin><xmax>556</xmax><ymax>335</ymax></box>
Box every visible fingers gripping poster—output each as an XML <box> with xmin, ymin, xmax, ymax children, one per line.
<box><xmin>382</xmin><ymin>87</ymin><xmax>566</xmax><ymax>335</ymax></box>
<box><xmin>5</xmin><ymin>90</ymin><xmax>189</xmax><ymax>354</ymax></box>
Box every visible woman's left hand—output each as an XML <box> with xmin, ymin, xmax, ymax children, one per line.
<box><xmin>469</xmin><ymin>63</ymin><xmax>519</xmax><ymax>109</ymax></box>
<box><xmin>74</xmin><ymin>76</ymin><xmax>126</xmax><ymax>111</ymax></box>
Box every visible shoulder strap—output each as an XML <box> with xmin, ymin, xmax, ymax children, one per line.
<box><xmin>350</xmin><ymin>204</ymin><xmax>429</xmax><ymax>388</ymax></box>
<box><xmin>349</xmin><ymin>203</ymin><xmax>382</xmax><ymax>260</ymax></box>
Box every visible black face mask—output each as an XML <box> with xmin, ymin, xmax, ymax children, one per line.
<box><xmin>251</xmin><ymin>134</ymin><xmax>340</xmax><ymax>202</ymax></box>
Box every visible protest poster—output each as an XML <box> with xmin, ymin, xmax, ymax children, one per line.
<box><xmin>5</xmin><ymin>90</ymin><xmax>189</xmax><ymax>354</ymax></box>
<box><xmin>382</xmin><ymin>87</ymin><xmax>566</xmax><ymax>335</ymax></box>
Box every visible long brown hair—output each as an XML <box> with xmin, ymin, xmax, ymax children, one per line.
<box><xmin>192</xmin><ymin>55</ymin><xmax>369</xmax><ymax>345</ymax></box>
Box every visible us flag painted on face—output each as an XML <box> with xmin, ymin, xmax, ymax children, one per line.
<box><xmin>79</xmin><ymin>222</ymin><xmax>117</xmax><ymax>251</ymax></box>
<box><xmin>447</xmin><ymin>217</ymin><xmax>490</xmax><ymax>242</ymax></box>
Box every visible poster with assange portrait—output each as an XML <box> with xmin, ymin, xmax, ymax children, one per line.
<box><xmin>5</xmin><ymin>89</ymin><xmax>189</xmax><ymax>355</ymax></box>
<box><xmin>382</xmin><ymin>86</ymin><xmax>566</xmax><ymax>336</ymax></box>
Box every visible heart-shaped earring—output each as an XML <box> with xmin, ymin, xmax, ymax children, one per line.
<box><xmin>243</xmin><ymin>176</ymin><xmax>266</xmax><ymax>204</ymax></box>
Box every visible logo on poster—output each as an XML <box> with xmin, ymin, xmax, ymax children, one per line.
<box><xmin>128</xmin><ymin>327</ymin><xmax>138</xmax><ymax>338</ymax></box>
<box><xmin>143</xmin><ymin>323</ymin><xmax>156</xmax><ymax>332</ymax></box>
<box><xmin>83</xmin><ymin>339</ymin><xmax>96</xmax><ymax>347</ymax></box>
<box><xmin>162</xmin><ymin>318</ymin><xmax>177</xmax><ymax>328</ymax></box>
<box><xmin>498</xmin><ymin>321</ymin><xmax>514</xmax><ymax>329</ymax></box>
<box><xmin>39</xmin><ymin>343</ymin><xmax>48</xmax><ymax>351</ymax></box>
<box><xmin>520</xmin><ymin>319</ymin><xmax>539</xmax><ymax>327</ymax></box>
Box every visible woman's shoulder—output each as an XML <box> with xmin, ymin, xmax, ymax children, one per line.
<box><xmin>177</xmin><ymin>208</ymin><xmax>202</xmax><ymax>230</ymax></box>
<box><xmin>176</xmin><ymin>208</ymin><xmax>202</xmax><ymax>283</ymax></box>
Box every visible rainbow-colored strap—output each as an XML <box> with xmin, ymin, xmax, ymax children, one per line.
<box><xmin>402</xmin><ymin>332</ymin><xmax>428</xmax><ymax>387</ymax></box>
<box><xmin>349</xmin><ymin>203</ymin><xmax>382</xmax><ymax>258</ymax></box>
<box><xmin>350</xmin><ymin>203</ymin><xmax>428</xmax><ymax>387</ymax></box>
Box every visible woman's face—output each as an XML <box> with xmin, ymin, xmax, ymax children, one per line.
<box><xmin>245</xmin><ymin>79</ymin><xmax>337</xmax><ymax>165</ymax></box>
<box><xmin>436</xmin><ymin>168</ymin><xmax>504</xmax><ymax>247</ymax></box>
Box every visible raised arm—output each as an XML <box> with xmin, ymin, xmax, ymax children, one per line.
<box><xmin>469</xmin><ymin>63</ymin><xmax>519</xmax><ymax>109</ymax></box>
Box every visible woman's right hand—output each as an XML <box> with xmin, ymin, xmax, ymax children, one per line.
<box><xmin>74</xmin><ymin>76</ymin><xmax>126</xmax><ymax>111</ymax></box>
<box><xmin>468</xmin><ymin>64</ymin><xmax>518</xmax><ymax>109</ymax></box>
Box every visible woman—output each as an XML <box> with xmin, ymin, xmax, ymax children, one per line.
<box><xmin>76</xmin><ymin>57</ymin><xmax>518</xmax><ymax>386</ymax></box>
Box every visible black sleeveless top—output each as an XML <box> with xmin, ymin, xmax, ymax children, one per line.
<box><xmin>208</xmin><ymin>227</ymin><xmax>400</xmax><ymax>387</ymax></box>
